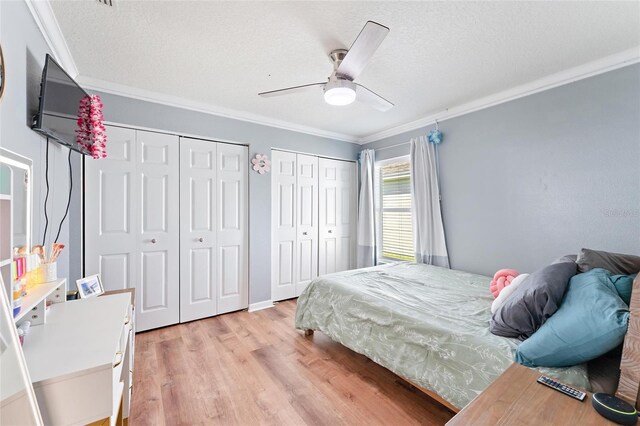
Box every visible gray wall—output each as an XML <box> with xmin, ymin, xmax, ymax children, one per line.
<box><xmin>364</xmin><ymin>64</ymin><xmax>640</xmax><ymax>276</ymax></box>
<box><xmin>0</xmin><ymin>1</ymin><xmax>78</xmax><ymax>282</ymax></box>
<box><xmin>91</xmin><ymin>91</ymin><xmax>360</xmax><ymax>304</ymax></box>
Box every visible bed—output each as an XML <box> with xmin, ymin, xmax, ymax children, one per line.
<box><xmin>295</xmin><ymin>262</ymin><xmax>636</xmax><ymax>411</ymax></box>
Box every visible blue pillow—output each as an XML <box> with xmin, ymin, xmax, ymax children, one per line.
<box><xmin>610</xmin><ymin>272</ymin><xmax>637</xmax><ymax>305</ymax></box>
<box><xmin>515</xmin><ymin>269</ymin><xmax>629</xmax><ymax>368</ymax></box>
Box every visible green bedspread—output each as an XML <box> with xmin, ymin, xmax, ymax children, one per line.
<box><xmin>295</xmin><ymin>262</ymin><xmax>591</xmax><ymax>409</ymax></box>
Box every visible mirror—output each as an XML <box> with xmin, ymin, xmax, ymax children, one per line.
<box><xmin>0</xmin><ymin>277</ymin><xmax>43</xmax><ymax>425</ymax></box>
<box><xmin>0</xmin><ymin>148</ymin><xmax>33</xmax><ymax>302</ymax></box>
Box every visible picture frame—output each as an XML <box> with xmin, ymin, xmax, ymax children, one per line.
<box><xmin>76</xmin><ymin>274</ymin><xmax>104</xmax><ymax>299</ymax></box>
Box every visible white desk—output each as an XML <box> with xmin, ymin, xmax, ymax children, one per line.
<box><xmin>21</xmin><ymin>294</ymin><xmax>133</xmax><ymax>426</ymax></box>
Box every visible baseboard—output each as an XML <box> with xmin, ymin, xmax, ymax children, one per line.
<box><xmin>248</xmin><ymin>300</ymin><xmax>274</xmax><ymax>313</ymax></box>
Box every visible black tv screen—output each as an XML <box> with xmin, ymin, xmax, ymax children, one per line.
<box><xmin>32</xmin><ymin>54</ymin><xmax>91</xmax><ymax>155</ymax></box>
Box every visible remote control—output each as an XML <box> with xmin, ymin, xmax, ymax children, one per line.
<box><xmin>537</xmin><ymin>375</ymin><xmax>586</xmax><ymax>401</ymax></box>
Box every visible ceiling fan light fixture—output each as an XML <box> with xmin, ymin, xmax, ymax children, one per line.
<box><xmin>258</xmin><ymin>21</ymin><xmax>393</xmax><ymax>111</ymax></box>
<box><xmin>324</xmin><ymin>79</ymin><xmax>356</xmax><ymax>106</ymax></box>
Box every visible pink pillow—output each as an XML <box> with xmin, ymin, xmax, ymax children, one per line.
<box><xmin>490</xmin><ymin>269</ymin><xmax>519</xmax><ymax>298</ymax></box>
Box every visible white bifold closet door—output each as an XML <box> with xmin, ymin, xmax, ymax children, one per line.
<box><xmin>179</xmin><ymin>138</ymin><xmax>217</xmax><ymax>323</ymax></box>
<box><xmin>213</xmin><ymin>142</ymin><xmax>248</xmax><ymax>315</ymax></box>
<box><xmin>86</xmin><ymin>128</ymin><xmax>248</xmax><ymax>331</ymax></box>
<box><xmin>179</xmin><ymin>138</ymin><xmax>248</xmax><ymax>322</ymax></box>
<box><xmin>295</xmin><ymin>154</ymin><xmax>319</xmax><ymax>295</ymax></box>
<box><xmin>318</xmin><ymin>158</ymin><xmax>357</xmax><ymax>275</ymax></box>
<box><xmin>84</xmin><ymin>126</ymin><xmax>138</xmax><ymax>296</ymax></box>
<box><xmin>85</xmin><ymin>127</ymin><xmax>180</xmax><ymax>331</ymax></box>
<box><xmin>271</xmin><ymin>151</ymin><xmax>320</xmax><ymax>301</ymax></box>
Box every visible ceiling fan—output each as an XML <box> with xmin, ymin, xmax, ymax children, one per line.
<box><xmin>258</xmin><ymin>21</ymin><xmax>393</xmax><ymax>112</ymax></box>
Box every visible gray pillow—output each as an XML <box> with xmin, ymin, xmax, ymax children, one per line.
<box><xmin>490</xmin><ymin>261</ymin><xmax>577</xmax><ymax>340</ymax></box>
<box><xmin>577</xmin><ymin>248</ymin><xmax>640</xmax><ymax>275</ymax></box>
<box><xmin>552</xmin><ymin>254</ymin><xmax>577</xmax><ymax>264</ymax></box>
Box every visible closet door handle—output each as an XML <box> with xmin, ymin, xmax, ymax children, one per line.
<box><xmin>198</xmin><ymin>237</ymin><xmax>204</xmax><ymax>242</ymax></box>
<box><xmin>302</xmin><ymin>232</ymin><xmax>308</xmax><ymax>236</ymax></box>
<box><xmin>151</xmin><ymin>238</ymin><xmax>157</xmax><ymax>244</ymax></box>
<box><xmin>328</xmin><ymin>230</ymin><xmax>333</xmax><ymax>234</ymax></box>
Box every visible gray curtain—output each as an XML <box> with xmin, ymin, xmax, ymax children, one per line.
<box><xmin>357</xmin><ymin>149</ymin><xmax>376</xmax><ymax>268</ymax></box>
<box><xmin>410</xmin><ymin>136</ymin><xmax>450</xmax><ymax>268</ymax></box>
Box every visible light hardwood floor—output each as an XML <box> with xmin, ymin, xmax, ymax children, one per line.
<box><xmin>130</xmin><ymin>300</ymin><xmax>455</xmax><ymax>426</ymax></box>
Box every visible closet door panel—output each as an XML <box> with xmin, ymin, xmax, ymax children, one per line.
<box><xmin>278</xmin><ymin>242</ymin><xmax>294</xmax><ymax>286</ymax></box>
<box><xmin>140</xmin><ymin>251</ymin><xmax>169</xmax><ymax>310</ymax></box>
<box><xmin>340</xmin><ymin>161</ymin><xmax>357</xmax><ymax>271</ymax></box>
<box><xmin>271</xmin><ymin>150</ymin><xmax>297</xmax><ymax>301</ymax></box>
<box><xmin>99</xmin><ymin>254</ymin><xmax>129</xmax><ymax>293</ymax></box>
<box><xmin>141</xmin><ymin>174</ymin><xmax>168</xmax><ymax>233</ymax></box>
<box><xmin>216</xmin><ymin>143</ymin><xmax>248</xmax><ymax>314</ymax></box>
<box><xmin>180</xmin><ymin>138</ymin><xmax>217</xmax><ymax>323</ymax></box>
<box><xmin>136</xmin><ymin>130</ymin><xmax>180</xmax><ymax>331</ymax></box>
<box><xmin>85</xmin><ymin>126</ymin><xmax>137</xmax><ymax>293</ymax></box>
<box><xmin>190</xmin><ymin>249</ymin><xmax>213</xmax><ymax>300</ymax></box>
<box><xmin>295</xmin><ymin>154</ymin><xmax>318</xmax><ymax>295</ymax></box>
<box><xmin>99</xmin><ymin>172</ymin><xmax>130</xmax><ymax>234</ymax></box>
<box><xmin>319</xmin><ymin>158</ymin><xmax>357</xmax><ymax>275</ymax></box>
<box><xmin>319</xmin><ymin>158</ymin><xmax>339</xmax><ymax>275</ymax></box>
<box><xmin>338</xmin><ymin>237</ymin><xmax>352</xmax><ymax>272</ymax></box>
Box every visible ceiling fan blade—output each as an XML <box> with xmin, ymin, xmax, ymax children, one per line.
<box><xmin>258</xmin><ymin>83</ymin><xmax>325</xmax><ymax>97</ymax></box>
<box><xmin>336</xmin><ymin>21</ymin><xmax>389</xmax><ymax>81</ymax></box>
<box><xmin>355</xmin><ymin>84</ymin><xmax>394</xmax><ymax>112</ymax></box>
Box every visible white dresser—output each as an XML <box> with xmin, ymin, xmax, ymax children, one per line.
<box><xmin>21</xmin><ymin>292</ymin><xmax>134</xmax><ymax>426</ymax></box>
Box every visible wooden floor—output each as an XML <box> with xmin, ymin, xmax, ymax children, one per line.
<box><xmin>130</xmin><ymin>300</ymin><xmax>455</xmax><ymax>426</ymax></box>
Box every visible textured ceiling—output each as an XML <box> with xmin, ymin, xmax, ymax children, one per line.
<box><xmin>50</xmin><ymin>1</ymin><xmax>640</xmax><ymax>140</ymax></box>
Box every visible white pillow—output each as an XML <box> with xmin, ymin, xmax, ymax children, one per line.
<box><xmin>491</xmin><ymin>273</ymin><xmax>530</xmax><ymax>314</ymax></box>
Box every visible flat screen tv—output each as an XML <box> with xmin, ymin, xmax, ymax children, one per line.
<box><xmin>32</xmin><ymin>54</ymin><xmax>92</xmax><ymax>155</ymax></box>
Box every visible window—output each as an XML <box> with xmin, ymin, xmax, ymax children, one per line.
<box><xmin>375</xmin><ymin>158</ymin><xmax>414</xmax><ymax>262</ymax></box>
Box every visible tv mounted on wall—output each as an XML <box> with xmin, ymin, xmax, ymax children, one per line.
<box><xmin>32</xmin><ymin>54</ymin><xmax>92</xmax><ymax>155</ymax></box>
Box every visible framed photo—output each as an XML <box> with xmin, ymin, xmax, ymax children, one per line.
<box><xmin>76</xmin><ymin>274</ymin><xmax>104</xmax><ymax>299</ymax></box>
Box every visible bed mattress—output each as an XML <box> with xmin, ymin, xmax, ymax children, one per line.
<box><xmin>295</xmin><ymin>262</ymin><xmax>591</xmax><ymax>409</ymax></box>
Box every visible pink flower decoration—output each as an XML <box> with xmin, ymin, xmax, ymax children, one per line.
<box><xmin>75</xmin><ymin>95</ymin><xmax>107</xmax><ymax>159</ymax></box>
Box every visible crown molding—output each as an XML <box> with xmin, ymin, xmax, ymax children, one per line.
<box><xmin>76</xmin><ymin>76</ymin><xmax>360</xmax><ymax>144</ymax></box>
<box><xmin>24</xmin><ymin>0</ymin><xmax>78</xmax><ymax>78</ymax></box>
<box><xmin>359</xmin><ymin>48</ymin><xmax>640</xmax><ymax>144</ymax></box>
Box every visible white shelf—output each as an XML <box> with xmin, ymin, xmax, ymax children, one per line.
<box><xmin>13</xmin><ymin>279</ymin><xmax>66</xmax><ymax>324</ymax></box>
<box><xmin>0</xmin><ymin>194</ymin><xmax>11</xmax><ymax>200</ymax></box>
<box><xmin>0</xmin><ymin>258</ymin><xmax>11</xmax><ymax>267</ymax></box>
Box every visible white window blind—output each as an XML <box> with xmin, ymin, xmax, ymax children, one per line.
<box><xmin>375</xmin><ymin>159</ymin><xmax>414</xmax><ymax>262</ymax></box>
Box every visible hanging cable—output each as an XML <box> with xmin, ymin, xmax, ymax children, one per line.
<box><xmin>42</xmin><ymin>138</ymin><xmax>50</xmax><ymax>246</ymax></box>
<box><xmin>54</xmin><ymin>149</ymin><xmax>73</xmax><ymax>243</ymax></box>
